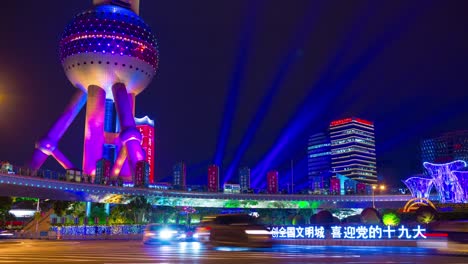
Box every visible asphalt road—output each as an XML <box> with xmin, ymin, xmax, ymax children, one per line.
<box><xmin>0</xmin><ymin>240</ymin><xmax>465</xmax><ymax>264</ymax></box>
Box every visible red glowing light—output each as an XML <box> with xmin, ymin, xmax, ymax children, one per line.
<box><xmin>330</xmin><ymin>117</ymin><xmax>373</xmax><ymax>127</ymax></box>
<box><xmin>425</xmin><ymin>233</ymin><xmax>448</xmax><ymax>237</ymax></box>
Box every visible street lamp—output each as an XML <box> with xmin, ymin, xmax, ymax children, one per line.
<box><xmin>372</xmin><ymin>185</ymin><xmax>386</xmax><ymax>208</ymax></box>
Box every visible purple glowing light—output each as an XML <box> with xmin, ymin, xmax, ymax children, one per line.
<box><xmin>403</xmin><ymin>177</ymin><xmax>433</xmax><ymax>200</ymax></box>
<box><xmin>412</xmin><ymin>160</ymin><xmax>467</xmax><ymax>203</ymax></box>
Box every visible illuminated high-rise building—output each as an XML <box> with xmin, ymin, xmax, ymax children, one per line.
<box><xmin>208</xmin><ymin>165</ymin><xmax>220</xmax><ymax>192</ymax></box>
<box><xmin>307</xmin><ymin>132</ymin><xmax>332</xmax><ymax>192</ymax></box>
<box><xmin>95</xmin><ymin>158</ymin><xmax>111</xmax><ymax>184</ymax></box>
<box><xmin>135</xmin><ymin>160</ymin><xmax>150</xmax><ymax>187</ymax></box>
<box><xmin>238</xmin><ymin>167</ymin><xmax>250</xmax><ymax>192</ymax></box>
<box><xmin>135</xmin><ymin>116</ymin><xmax>155</xmax><ymax>183</ymax></box>
<box><xmin>267</xmin><ymin>170</ymin><xmax>279</xmax><ymax>194</ymax></box>
<box><xmin>421</xmin><ymin>130</ymin><xmax>468</xmax><ymax>174</ymax></box>
<box><xmin>329</xmin><ymin>118</ymin><xmax>377</xmax><ymax>184</ymax></box>
<box><xmin>30</xmin><ymin>0</ymin><xmax>159</xmax><ymax>185</ymax></box>
<box><xmin>173</xmin><ymin>162</ymin><xmax>187</xmax><ymax>189</ymax></box>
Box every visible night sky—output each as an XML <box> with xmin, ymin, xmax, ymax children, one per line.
<box><xmin>0</xmin><ymin>0</ymin><xmax>467</xmax><ymax>189</ymax></box>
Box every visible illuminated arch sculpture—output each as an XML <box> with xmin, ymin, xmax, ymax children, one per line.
<box><xmin>403</xmin><ymin>176</ymin><xmax>433</xmax><ymax>200</ymax></box>
<box><xmin>423</xmin><ymin>161</ymin><xmax>466</xmax><ymax>203</ymax></box>
<box><xmin>452</xmin><ymin>171</ymin><xmax>468</xmax><ymax>202</ymax></box>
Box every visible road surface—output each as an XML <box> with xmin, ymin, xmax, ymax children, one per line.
<box><xmin>0</xmin><ymin>240</ymin><xmax>465</xmax><ymax>263</ymax></box>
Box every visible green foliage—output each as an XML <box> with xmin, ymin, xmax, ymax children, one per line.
<box><xmin>240</xmin><ymin>200</ymin><xmax>259</xmax><ymax>208</ymax></box>
<box><xmin>224</xmin><ymin>200</ymin><xmax>240</xmax><ymax>208</ymax></box>
<box><xmin>416</xmin><ymin>206</ymin><xmax>438</xmax><ymax>224</ymax></box>
<box><xmin>0</xmin><ymin>196</ymin><xmax>13</xmax><ymax>212</ymax></box>
<box><xmin>0</xmin><ymin>197</ymin><xmax>14</xmax><ymax>228</ymax></box>
<box><xmin>268</xmin><ymin>201</ymin><xmax>286</xmax><ymax>209</ymax></box>
<box><xmin>128</xmin><ymin>196</ymin><xmax>152</xmax><ymax>224</ymax></box>
<box><xmin>109</xmin><ymin>205</ymin><xmax>132</xmax><ymax>225</ymax></box>
<box><xmin>382</xmin><ymin>212</ymin><xmax>400</xmax><ymax>226</ymax></box>
<box><xmin>90</xmin><ymin>204</ymin><xmax>108</xmax><ymax>225</ymax></box>
<box><xmin>53</xmin><ymin>200</ymin><xmax>71</xmax><ymax>216</ymax></box>
<box><xmin>66</xmin><ymin>202</ymin><xmax>86</xmax><ymax>218</ymax></box>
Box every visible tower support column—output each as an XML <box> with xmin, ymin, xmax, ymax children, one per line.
<box><xmin>112</xmin><ymin>83</ymin><xmax>145</xmax><ymax>181</ymax></box>
<box><xmin>83</xmin><ymin>85</ymin><xmax>106</xmax><ymax>177</ymax></box>
<box><xmin>30</xmin><ymin>90</ymin><xmax>87</xmax><ymax>169</ymax></box>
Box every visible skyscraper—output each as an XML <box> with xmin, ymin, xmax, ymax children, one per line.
<box><xmin>135</xmin><ymin>116</ymin><xmax>155</xmax><ymax>183</ymax></box>
<box><xmin>307</xmin><ymin>132</ymin><xmax>332</xmax><ymax>193</ymax></box>
<box><xmin>95</xmin><ymin>158</ymin><xmax>111</xmax><ymax>184</ymax></box>
<box><xmin>208</xmin><ymin>165</ymin><xmax>220</xmax><ymax>192</ymax></box>
<box><xmin>267</xmin><ymin>170</ymin><xmax>279</xmax><ymax>194</ymax></box>
<box><xmin>173</xmin><ymin>161</ymin><xmax>187</xmax><ymax>189</ymax></box>
<box><xmin>421</xmin><ymin>130</ymin><xmax>468</xmax><ymax>173</ymax></box>
<box><xmin>239</xmin><ymin>167</ymin><xmax>250</xmax><ymax>192</ymax></box>
<box><xmin>329</xmin><ymin>118</ymin><xmax>377</xmax><ymax>184</ymax></box>
<box><xmin>135</xmin><ymin>160</ymin><xmax>150</xmax><ymax>187</ymax></box>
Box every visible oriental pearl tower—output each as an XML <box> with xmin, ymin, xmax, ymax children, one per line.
<box><xmin>30</xmin><ymin>0</ymin><xmax>158</xmax><ymax>183</ymax></box>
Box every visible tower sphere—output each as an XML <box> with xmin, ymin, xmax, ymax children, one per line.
<box><xmin>59</xmin><ymin>4</ymin><xmax>159</xmax><ymax>99</ymax></box>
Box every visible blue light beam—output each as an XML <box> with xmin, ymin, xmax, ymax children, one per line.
<box><xmin>223</xmin><ymin>1</ymin><xmax>325</xmax><ymax>184</ymax></box>
<box><xmin>213</xmin><ymin>1</ymin><xmax>263</xmax><ymax>166</ymax></box>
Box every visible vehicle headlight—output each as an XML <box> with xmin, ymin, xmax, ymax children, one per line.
<box><xmin>245</xmin><ymin>230</ymin><xmax>271</xmax><ymax>235</ymax></box>
<box><xmin>160</xmin><ymin>229</ymin><xmax>177</xmax><ymax>239</ymax></box>
<box><xmin>144</xmin><ymin>232</ymin><xmax>156</xmax><ymax>237</ymax></box>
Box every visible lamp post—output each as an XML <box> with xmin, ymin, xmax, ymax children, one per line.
<box><xmin>372</xmin><ymin>185</ymin><xmax>386</xmax><ymax>208</ymax></box>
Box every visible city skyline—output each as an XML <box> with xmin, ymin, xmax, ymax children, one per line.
<box><xmin>0</xmin><ymin>0</ymin><xmax>467</xmax><ymax>189</ymax></box>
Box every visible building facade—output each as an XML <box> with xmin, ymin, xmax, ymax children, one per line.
<box><xmin>135</xmin><ymin>160</ymin><xmax>150</xmax><ymax>187</ymax></box>
<box><xmin>307</xmin><ymin>132</ymin><xmax>332</xmax><ymax>193</ymax></box>
<box><xmin>267</xmin><ymin>170</ymin><xmax>279</xmax><ymax>194</ymax></box>
<box><xmin>95</xmin><ymin>158</ymin><xmax>111</xmax><ymax>184</ymax></box>
<box><xmin>421</xmin><ymin>130</ymin><xmax>468</xmax><ymax>174</ymax></box>
<box><xmin>173</xmin><ymin>161</ymin><xmax>187</xmax><ymax>189</ymax></box>
<box><xmin>135</xmin><ymin>116</ymin><xmax>155</xmax><ymax>184</ymax></box>
<box><xmin>208</xmin><ymin>164</ymin><xmax>220</xmax><ymax>192</ymax></box>
<box><xmin>239</xmin><ymin>167</ymin><xmax>251</xmax><ymax>192</ymax></box>
<box><xmin>329</xmin><ymin>118</ymin><xmax>377</xmax><ymax>184</ymax></box>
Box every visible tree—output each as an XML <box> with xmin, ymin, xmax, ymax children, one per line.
<box><xmin>127</xmin><ymin>196</ymin><xmax>152</xmax><ymax>224</ymax></box>
<box><xmin>0</xmin><ymin>197</ymin><xmax>13</xmax><ymax>229</ymax></box>
<box><xmin>0</xmin><ymin>197</ymin><xmax>13</xmax><ymax>214</ymax></box>
<box><xmin>382</xmin><ymin>211</ymin><xmax>400</xmax><ymax>226</ymax></box>
<box><xmin>53</xmin><ymin>200</ymin><xmax>71</xmax><ymax>217</ymax></box>
<box><xmin>416</xmin><ymin>206</ymin><xmax>438</xmax><ymax>225</ymax></box>
<box><xmin>90</xmin><ymin>204</ymin><xmax>107</xmax><ymax>225</ymax></box>
<box><xmin>66</xmin><ymin>202</ymin><xmax>86</xmax><ymax>224</ymax></box>
<box><xmin>109</xmin><ymin>204</ymin><xmax>132</xmax><ymax>225</ymax></box>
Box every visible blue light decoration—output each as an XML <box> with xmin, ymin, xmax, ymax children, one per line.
<box><xmin>403</xmin><ymin>161</ymin><xmax>468</xmax><ymax>203</ymax></box>
<box><xmin>270</xmin><ymin>225</ymin><xmax>427</xmax><ymax>240</ymax></box>
<box><xmin>51</xmin><ymin>225</ymin><xmax>146</xmax><ymax>236</ymax></box>
<box><xmin>403</xmin><ymin>176</ymin><xmax>433</xmax><ymax>199</ymax></box>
